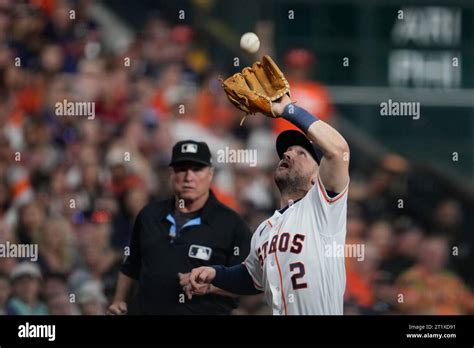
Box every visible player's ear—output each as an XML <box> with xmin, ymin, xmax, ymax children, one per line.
<box><xmin>310</xmin><ymin>167</ymin><xmax>318</xmax><ymax>185</ymax></box>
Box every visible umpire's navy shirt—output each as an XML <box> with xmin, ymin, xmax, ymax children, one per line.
<box><xmin>121</xmin><ymin>190</ymin><xmax>252</xmax><ymax>315</ymax></box>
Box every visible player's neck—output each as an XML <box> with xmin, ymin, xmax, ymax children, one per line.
<box><xmin>279</xmin><ymin>190</ymin><xmax>307</xmax><ymax>209</ymax></box>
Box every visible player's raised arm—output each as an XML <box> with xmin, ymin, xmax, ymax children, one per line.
<box><xmin>272</xmin><ymin>94</ymin><xmax>350</xmax><ymax>194</ymax></box>
<box><xmin>220</xmin><ymin>55</ymin><xmax>349</xmax><ymax>194</ymax></box>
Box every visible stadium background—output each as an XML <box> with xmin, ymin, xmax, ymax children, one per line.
<box><xmin>0</xmin><ymin>0</ymin><xmax>473</xmax><ymax>315</ymax></box>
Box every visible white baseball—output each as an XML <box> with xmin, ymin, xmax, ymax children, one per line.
<box><xmin>240</xmin><ymin>32</ymin><xmax>260</xmax><ymax>54</ymax></box>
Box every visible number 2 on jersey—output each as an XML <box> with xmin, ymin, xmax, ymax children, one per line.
<box><xmin>289</xmin><ymin>262</ymin><xmax>308</xmax><ymax>289</ymax></box>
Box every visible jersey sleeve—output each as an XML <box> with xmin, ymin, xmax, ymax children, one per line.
<box><xmin>243</xmin><ymin>229</ymin><xmax>264</xmax><ymax>291</ymax></box>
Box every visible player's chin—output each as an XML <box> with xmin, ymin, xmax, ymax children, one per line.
<box><xmin>275</xmin><ymin>166</ymin><xmax>291</xmax><ymax>177</ymax></box>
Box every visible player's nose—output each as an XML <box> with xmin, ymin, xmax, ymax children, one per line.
<box><xmin>283</xmin><ymin>151</ymin><xmax>292</xmax><ymax>160</ymax></box>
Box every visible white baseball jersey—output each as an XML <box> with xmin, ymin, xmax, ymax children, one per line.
<box><xmin>244</xmin><ymin>175</ymin><xmax>349</xmax><ymax>315</ymax></box>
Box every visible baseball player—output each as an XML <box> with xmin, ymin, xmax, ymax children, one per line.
<box><xmin>181</xmin><ymin>56</ymin><xmax>350</xmax><ymax>315</ymax></box>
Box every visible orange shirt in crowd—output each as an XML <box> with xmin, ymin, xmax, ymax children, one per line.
<box><xmin>273</xmin><ymin>81</ymin><xmax>333</xmax><ymax>135</ymax></box>
<box><xmin>151</xmin><ymin>91</ymin><xmax>170</xmax><ymax>119</ymax></box>
<box><xmin>16</xmin><ymin>87</ymin><xmax>44</xmax><ymax>117</ymax></box>
<box><xmin>195</xmin><ymin>90</ymin><xmax>237</xmax><ymax>132</ymax></box>
<box><xmin>345</xmin><ymin>271</ymin><xmax>375</xmax><ymax>308</ymax></box>
<box><xmin>396</xmin><ymin>265</ymin><xmax>474</xmax><ymax>314</ymax></box>
<box><xmin>31</xmin><ymin>0</ymin><xmax>57</xmax><ymax>17</ymax></box>
<box><xmin>344</xmin><ymin>255</ymin><xmax>375</xmax><ymax>308</ymax></box>
<box><xmin>211</xmin><ymin>185</ymin><xmax>241</xmax><ymax>214</ymax></box>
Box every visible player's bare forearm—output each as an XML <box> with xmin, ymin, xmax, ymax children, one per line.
<box><xmin>273</xmin><ymin>94</ymin><xmax>349</xmax><ymax>193</ymax></box>
<box><xmin>306</xmin><ymin>121</ymin><xmax>349</xmax><ymax>193</ymax></box>
<box><xmin>306</xmin><ymin>120</ymin><xmax>348</xmax><ymax>158</ymax></box>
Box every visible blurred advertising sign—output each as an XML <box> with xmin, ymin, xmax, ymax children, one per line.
<box><xmin>388</xmin><ymin>7</ymin><xmax>462</xmax><ymax>89</ymax></box>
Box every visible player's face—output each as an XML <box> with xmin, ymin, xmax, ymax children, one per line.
<box><xmin>275</xmin><ymin>145</ymin><xmax>317</xmax><ymax>193</ymax></box>
<box><xmin>171</xmin><ymin>162</ymin><xmax>213</xmax><ymax>202</ymax></box>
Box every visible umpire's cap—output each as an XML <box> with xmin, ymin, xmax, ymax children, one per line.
<box><xmin>170</xmin><ymin>140</ymin><xmax>212</xmax><ymax>167</ymax></box>
<box><xmin>276</xmin><ymin>130</ymin><xmax>323</xmax><ymax>165</ymax></box>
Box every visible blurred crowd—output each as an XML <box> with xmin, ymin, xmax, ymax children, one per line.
<box><xmin>0</xmin><ymin>0</ymin><xmax>472</xmax><ymax>316</ymax></box>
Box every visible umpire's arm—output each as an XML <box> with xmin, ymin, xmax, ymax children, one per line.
<box><xmin>108</xmin><ymin>212</ymin><xmax>142</xmax><ymax>315</ymax></box>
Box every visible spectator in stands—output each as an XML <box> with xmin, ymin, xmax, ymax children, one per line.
<box><xmin>272</xmin><ymin>48</ymin><xmax>333</xmax><ymax>135</ymax></box>
<box><xmin>73</xmin><ymin>214</ymin><xmax>121</xmax><ymax>299</ymax></box>
<box><xmin>350</xmin><ymin>154</ymin><xmax>408</xmax><ymax>221</ymax></box>
<box><xmin>345</xmin><ymin>202</ymin><xmax>367</xmax><ymax>243</ymax></box>
<box><xmin>0</xmin><ymin>273</ymin><xmax>11</xmax><ymax>315</ymax></box>
<box><xmin>432</xmin><ymin>199</ymin><xmax>463</xmax><ymax>241</ymax></box>
<box><xmin>47</xmin><ymin>293</ymin><xmax>77</xmax><ymax>315</ymax></box>
<box><xmin>76</xmin><ymin>163</ymin><xmax>104</xmax><ymax>215</ymax></box>
<box><xmin>7</xmin><ymin>262</ymin><xmax>48</xmax><ymax>315</ymax></box>
<box><xmin>431</xmin><ymin>199</ymin><xmax>474</xmax><ymax>288</ymax></box>
<box><xmin>367</xmin><ymin>220</ymin><xmax>395</xmax><ymax>261</ymax></box>
<box><xmin>42</xmin><ymin>273</ymin><xmax>69</xmax><ymax>302</ymax></box>
<box><xmin>111</xmin><ymin>186</ymin><xmax>149</xmax><ymax>250</ymax></box>
<box><xmin>0</xmin><ymin>257</ymin><xmax>17</xmax><ymax>279</ymax></box>
<box><xmin>15</xmin><ymin>201</ymin><xmax>46</xmax><ymax>245</ymax></box>
<box><xmin>37</xmin><ymin>216</ymin><xmax>77</xmax><ymax>275</ymax></box>
<box><xmin>396</xmin><ymin>236</ymin><xmax>474</xmax><ymax>314</ymax></box>
<box><xmin>0</xmin><ymin>179</ymin><xmax>12</xmax><ymax>224</ymax></box>
<box><xmin>344</xmin><ymin>243</ymin><xmax>380</xmax><ymax>314</ymax></box>
<box><xmin>77</xmin><ymin>281</ymin><xmax>107</xmax><ymax>315</ymax></box>
<box><xmin>378</xmin><ymin>225</ymin><xmax>424</xmax><ymax>284</ymax></box>
<box><xmin>104</xmin><ymin>150</ymin><xmax>144</xmax><ymax>200</ymax></box>
<box><xmin>42</xmin><ymin>273</ymin><xmax>79</xmax><ymax>315</ymax></box>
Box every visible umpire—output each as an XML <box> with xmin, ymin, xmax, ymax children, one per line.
<box><xmin>108</xmin><ymin>140</ymin><xmax>252</xmax><ymax>315</ymax></box>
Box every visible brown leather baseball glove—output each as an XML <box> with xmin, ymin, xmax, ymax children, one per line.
<box><xmin>221</xmin><ymin>55</ymin><xmax>290</xmax><ymax>124</ymax></box>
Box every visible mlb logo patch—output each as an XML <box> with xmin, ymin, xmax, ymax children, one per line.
<box><xmin>188</xmin><ymin>245</ymin><xmax>212</xmax><ymax>261</ymax></box>
<box><xmin>181</xmin><ymin>143</ymin><xmax>198</xmax><ymax>153</ymax></box>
